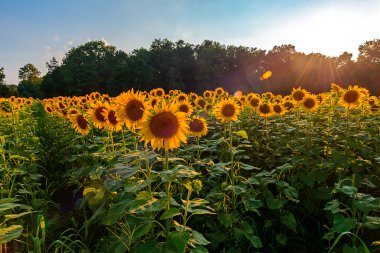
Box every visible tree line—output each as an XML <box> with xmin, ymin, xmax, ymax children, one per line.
<box><xmin>1</xmin><ymin>38</ymin><xmax>380</xmax><ymax>98</ymax></box>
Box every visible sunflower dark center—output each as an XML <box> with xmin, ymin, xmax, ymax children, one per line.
<box><xmin>149</xmin><ymin>112</ymin><xmax>179</xmax><ymax>138</ymax></box>
<box><xmin>250</xmin><ymin>98</ymin><xmax>259</xmax><ymax>107</ymax></box>
<box><xmin>95</xmin><ymin>106</ymin><xmax>107</xmax><ymax>122</ymax></box>
<box><xmin>273</xmin><ymin>104</ymin><xmax>282</xmax><ymax>113</ymax></box>
<box><xmin>179</xmin><ymin>104</ymin><xmax>189</xmax><ymax>113</ymax></box>
<box><xmin>217</xmin><ymin>89</ymin><xmax>223</xmax><ymax>95</ymax></box>
<box><xmin>178</xmin><ymin>95</ymin><xmax>186</xmax><ymax>101</ymax></box>
<box><xmin>198</xmin><ymin>100</ymin><xmax>206</xmax><ymax>108</ymax></box>
<box><xmin>156</xmin><ymin>90</ymin><xmax>163</xmax><ymax>96</ymax></box>
<box><xmin>126</xmin><ymin>99</ymin><xmax>144</xmax><ymax>121</ymax></box>
<box><xmin>304</xmin><ymin>98</ymin><xmax>316</xmax><ymax>108</ymax></box>
<box><xmin>108</xmin><ymin>110</ymin><xmax>118</xmax><ymax>125</ymax></box>
<box><xmin>222</xmin><ymin>104</ymin><xmax>235</xmax><ymax>117</ymax></box>
<box><xmin>190</xmin><ymin>119</ymin><xmax>204</xmax><ymax>133</ymax></box>
<box><xmin>284</xmin><ymin>102</ymin><xmax>294</xmax><ymax>110</ymax></box>
<box><xmin>77</xmin><ymin>115</ymin><xmax>88</xmax><ymax>130</ymax></box>
<box><xmin>259</xmin><ymin>104</ymin><xmax>270</xmax><ymax>114</ymax></box>
<box><xmin>344</xmin><ymin>90</ymin><xmax>359</xmax><ymax>104</ymax></box>
<box><xmin>293</xmin><ymin>91</ymin><xmax>305</xmax><ymax>101</ymax></box>
<box><xmin>151</xmin><ymin>99</ymin><xmax>157</xmax><ymax>107</ymax></box>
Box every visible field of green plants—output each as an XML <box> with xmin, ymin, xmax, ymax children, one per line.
<box><xmin>0</xmin><ymin>85</ymin><xmax>380</xmax><ymax>253</ymax></box>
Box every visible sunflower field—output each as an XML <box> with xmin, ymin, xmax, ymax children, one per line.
<box><xmin>0</xmin><ymin>84</ymin><xmax>380</xmax><ymax>253</ymax></box>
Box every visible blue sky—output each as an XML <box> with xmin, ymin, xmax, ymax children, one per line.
<box><xmin>1</xmin><ymin>0</ymin><xmax>380</xmax><ymax>84</ymax></box>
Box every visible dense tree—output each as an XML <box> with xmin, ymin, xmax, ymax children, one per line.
<box><xmin>17</xmin><ymin>64</ymin><xmax>42</xmax><ymax>98</ymax></box>
<box><xmin>16</xmin><ymin>38</ymin><xmax>379</xmax><ymax>98</ymax></box>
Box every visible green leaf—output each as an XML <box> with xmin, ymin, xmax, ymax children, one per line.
<box><xmin>191</xmin><ymin>229</ymin><xmax>210</xmax><ymax>245</ymax></box>
<box><xmin>0</xmin><ymin>203</ymin><xmax>21</xmax><ymax>213</ymax></box>
<box><xmin>0</xmin><ymin>225</ymin><xmax>23</xmax><ymax>243</ymax></box>
<box><xmin>280</xmin><ymin>211</ymin><xmax>297</xmax><ymax>232</ymax></box>
<box><xmin>338</xmin><ymin>186</ymin><xmax>357</xmax><ymax>196</ymax></box>
<box><xmin>362</xmin><ymin>216</ymin><xmax>380</xmax><ymax>229</ymax></box>
<box><xmin>218</xmin><ymin>212</ymin><xmax>239</xmax><ymax>227</ymax></box>
<box><xmin>248</xmin><ymin>235</ymin><xmax>262</xmax><ymax>249</ymax></box>
<box><xmin>243</xmin><ymin>198</ymin><xmax>263</xmax><ymax>212</ymax></box>
<box><xmin>276</xmin><ymin>234</ymin><xmax>287</xmax><ymax>246</ymax></box>
<box><xmin>333</xmin><ymin>214</ymin><xmax>357</xmax><ymax>233</ymax></box>
<box><xmin>324</xmin><ymin>199</ymin><xmax>342</xmax><ymax>214</ymax></box>
<box><xmin>166</xmin><ymin>231</ymin><xmax>191</xmax><ymax>253</ymax></box>
<box><xmin>266</xmin><ymin>196</ymin><xmax>284</xmax><ymax>210</ymax></box>
<box><xmin>160</xmin><ymin>208</ymin><xmax>181</xmax><ymax>220</ymax></box>
<box><xmin>190</xmin><ymin>245</ymin><xmax>208</xmax><ymax>253</ymax></box>
<box><xmin>4</xmin><ymin>211</ymin><xmax>31</xmax><ymax>220</ymax></box>
<box><xmin>234</xmin><ymin>130</ymin><xmax>248</xmax><ymax>139</ymax></box>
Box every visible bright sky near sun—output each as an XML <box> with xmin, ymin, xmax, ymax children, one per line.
<box><xmin>1</xmin><ymin>0</ymin><xmax>380</xmax><ymax>84</ymax></box>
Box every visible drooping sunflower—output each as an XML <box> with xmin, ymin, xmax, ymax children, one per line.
<box><xmin>257</xmin><ymin>102</ymin><xmax>273</xmax><ymax>117</ymax></box>
<box><xmin>102</xmin><ymin>105</ymin><xmax>123</xmax><ymax>132</ymax></box>
<box><xmin>339</xmin><ymin>85</ymin><xmax>363</xmax><ymax>108</ymax></box>
<box><xmin>88</xmin><ymin>101</ymin><xmax>109</xmax><ymax>129</ymax></box>
<box><xmin>116</xmin><ymin>90</ymin><xmax>149</xmax><ymax>130</ymax></box>
<box><xmin>189</xmin><ymin>116</ymin><xmax>208</xmax><ymax>137</ymax></box>
<box><xmin>272</xmin><ymin>103</ymin><xmax>286</xmax><ymax>116</ymax></box>
<box><xmin>291</xmin><ymin>87</ymin><xmax>308</xmax><ymax>103</ymax></box>
<box><xmin>69</xmin><ymin>113</ymin><xmax>91</xmax><ymax>135</ymax></box>
<box><xmin>301</xmin><ymin>94</ymin><xmax>319</xmax><ymax>112</ymax></box>
<box><xmin>139</xmin><ymin>101</ymin><xmax>189</xmax><ymax>151</ymax></box>
<box><xmin>44</xmin><ymin>103</ymin><xmax>55</xmax><ymax>114</ymax></box>
<box><xmin>196</xmin><ymin>97</ymin><xmax>207</xmax><ymax>110</ymax></box>
<box><xmin>214</xmin><ymin>97</ymin><xmax>241</xmax><ymax>123</ymax></box>
<box><xmin>331</xmin><ymin>83</ymin><xmax>343</xmax><ymax>95</ymax></box>
<box><xmin>177</xmin><ymin>100</ymin><xmax>194</xmax><ymax>117</ymax></box>
<box><xmin>283</xmin><ymin>101</ymin><xmax>295</xmax><ymax>111</ymax></box>
<box><xmin>369</xmin><ymin>96</ymin><xmax>378</xmax><ymax>106</ymax></box>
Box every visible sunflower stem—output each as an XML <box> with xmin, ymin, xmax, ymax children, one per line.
<box><xmin>196</xmin><ymin>136</ymin><xmax>200</xmax><ymax>161</ymax></box>
<box><xmin>109</xmin><ymin>131</ymin><xmax>115</xmax><ymax>152</ymax></box>
<box><xmin>164</xmin><ymin>149</ymin><xmax>172</xmax><ymax>236</ymax></box>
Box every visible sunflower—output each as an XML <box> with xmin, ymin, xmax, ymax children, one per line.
<box><xmin>369</xmin><ymin>96</ymin><xmax>378</xmax><ymax>106</ymax></box>
<box><xmin>69</xmin><ymin>113</ymin><xmax>91</xmax><ymax>135</ymax></box>
<box><xmin>89</xmin><ymin>92</ymin><xmax>101</xmax><ymax>101</ymax></box>
<box><xmin>67</xmin><ymin>108</ymin><xmax>80</xmax><ymax>118</ymax></box>
<box><xmin>203</xmin><ymin>90</ymin><xmax>214</xmax><ymax>99</ymax></box>
<box><xmin>177</xmin><ymin>93</ymin><xmax>188</xmax><ymax>102</ymax></box>
<box><xmin>189</xmin><ymin>92</ymin><xmax>198</xmax><ymax>101</ymax></box>
<box><xmin>177</xmin><ymin>100</ymin><xmax>194</xmax><ymax>117</ymax></box>
<box><xmin>196</xmin><ymin>97</ymin><xmax>207</xmax><ymax>110</ymax></box>
<box><xmin>257</xmin><ymin>102</ymin><xmax>273</xmax><ymax>117</ymax></box>
<box><xmin>44</xmin><ymin>103</ymin><xmax>55</xmax><ymax>114</ymax></box>
<box><xmin>204</xmin><ymin>103</ymin><xmax>213</xmax><ymax>112</ymax></box>
<box><xmin>88</xmin><ymin>101</ymin><xmax>109</xmax><ymax>129</ymax></box>
<box><xmin>214</xmin><ymin>97</ymin><xmax>241</xmax><ymax>123</ymax></box>
<box><xmin>189</xmin><ymin>116</ymin><xmax>208</xmax><ymax>137</ymax></box>
<box><xmin>339</xmin><ymin>85</ymin><xmax>363</xmax><ymax>108</ymax></box>
<box><xmin>215</xmin><ymin>87</ymin><xmax>225</xmax><ymax>96</ymax></box>
<box><xmin>139</xmin><ymin>101</ymin><xmax>189</xmax><ymax>151</ymax></box>
<box><xmin>291</xmin><ymin>87</ymin><xmax>308</xmax><ymax>102</ymax></box>
<box><xmin>116</xmin><ymin>90</ymin><xmax>149</xmax><ymax>130</ymax></box>
<box><xmin>301</xmin><ymin>94</ymin><xmax>319</xmax><ymax>112</ymax></box>
<box><xmin>283</xmin><ymin>101</ymin><xmax>295</xmax><ymax>111</ymax></box>
<box><xmin>248</xmin><ymin>96</ymin><xmax>260</xmax><ymax>109</ymax></box>
<box><xmin>102</xmin><ymin>105</ymin><xmax>123</xmax><ymax>132</ymax></box>
<box><xmin>262</xmin><ymin>92</ymin><xmax>274</xmax><ymax>101</ymax></box>
<box><xmin>155</xmin><ymin>88</ymin><xmax>165</xmax><ymax>97</ymax></box>
<box><xmin>272</xmin><ymin>104</ymin><xmax>286</xmax><ymax>116</ymax></box>
<box><xmin>0</xmin><ymin>99</ymin><xmax>12</xmax><ymax>117</ymax></box>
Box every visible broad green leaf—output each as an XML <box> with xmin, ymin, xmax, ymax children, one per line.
<box><xmin>280</xmin><ymin>211</ymin><xmax>297</xmax><ymax>232</ymax></box>
<box><xmin>190</xmin><ymin>209</ymin><xmax>216</xmax><ymax>215</ymax></box>
<box><xmin>333</xmin><ymin>214</ymin><xmax>357</xmax><ymax>233</ymax></box>
<box><xmin>276</xmin><ymin>234</ymin><xmax>287</xmax><ymax>246</ymax></box>
<box><xmin>166</xmin><ymin>231</ymin><xmax>191</xmax><ymax>253</ymax></box>
<box><xmin>266</xmin><ymin>197</ymin><xmax>284</xmax><ymax>210</ymax></box>
<box><xmin>191</xmin><ymin>229</ymin><xmax>210</xmax><ymax>246</ymax></box>
<box><xmin>0</xmin><ymin>225</ymin><xmax>23</xmax><ymax>243</ymax></box>
<box><xmin>131</xmin><ymin>240</ymin><xmax>159</xmax><ymax>253</ymax></box>
<box><xmin>160</xmin><ymin>207</ymin><xmax>181</xmax><ymax>220</ymax></box>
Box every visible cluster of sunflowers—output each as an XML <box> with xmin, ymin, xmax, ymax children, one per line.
<box><xmin>1</xmin><ymin>84</ymin><xmax>378</xmax><ymax>151</ymax></box>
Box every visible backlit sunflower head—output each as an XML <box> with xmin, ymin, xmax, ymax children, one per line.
<box><xmin>102</xmin><ymin>105</ymin><xmax>123</xmax><ymax>132</ymax></box>
<box><xmin>215</xmin><ymin>87</ymin><xmax>225</xmax><ymax>97</ymax></box>
<box><xmin>203</xmin><ymin>90</ymin><xmax>214</xmax><ymax>99</ymax></box>
<box><xmin>189</xmin><ymin>116</ymin><xmax>208</xmax><ymax>137</ymax></box>
<box><xmin>177</xmin><ymin>93</ymin><xmax>188</xmax><ymax>102</ymax></box>
<box><xmin>88</xmin><ymin>101</ymin><xmax>109</xmax><ymax>129</ymax></box>
<box><xmin>139</xmin><ymin>100</ymin><xmax>189</xmax><ymax>151</ymax></box>
<box><xmin>339</xmin><ymin>85</ymin><xmax>363</xmax><ymax>108</ymax></box>
<box><xmin>177</xmin><ymin>100</ymin><xmax>194</xmax><ymax>117</ymax></box>
<box><xmin>331</xmin><ymin>83</ymin><xmax>343</xmax><ymax>96</ymax></box>
<box><xmin>214</xmin><ymin>97</ymin><xmax>241</xmax><ymax>123</ymax></box>
<box><xmin>247</xmin><ymin>95</ymin><xmax>260</xmax><ymax>109</ymax></box>
<box><xmin>116</xmin><ymin>89</ymin><xmax>150</xmax><ymax>130</ymax></box>
<box><xmin>154</xmin><ymin>88</ymin><xmax>165</xmax><ymax>97</ymax></box>
<box><xmin>196</xmin><ymin>97</ymin><xmax>207</xmax><ymax>110</ymax></box>
<box><xmin>257</xmin><ymin>102</ymin><xmax>273</xmax><ymax>117</ymax></box>
<box><xmin>272</xmin><ymin>103</ymin><xmax>286</xmax><ymax>116</ymax></box>
<box><xmin>291</xmin><ymin>87</ymin><xmax>308</xmax><ymax>102</ymax></box>
<box><xmin>301</xmin><ymin>94</ymin><xmax>319</xmax><ymax>112</ymax></box>
<box><xmin>69</xmin><ymin>113</ymin><xmax>91</xmax><ymax>135</ymax></box>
